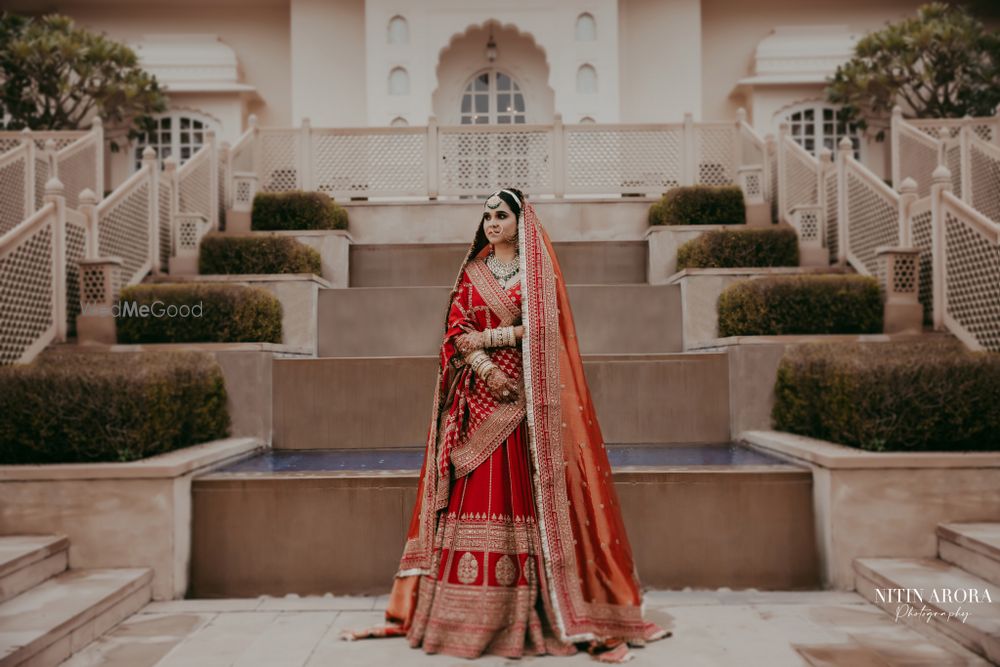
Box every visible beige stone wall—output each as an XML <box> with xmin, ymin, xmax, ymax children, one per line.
<box><xmin>618</xmin><ymin>0</ymin><xmax>702</xmax><ymax>122</ymax></box>
<box><xmin>291</xmin><ymin>0</ymin><xmax>367</xmax><ymax>126</ymax></box>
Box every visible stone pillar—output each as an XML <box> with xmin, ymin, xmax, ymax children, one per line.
<box><xmin>875</xmin><ymin>246</ymin><xmax>923</xmax><ymax>334</ymax></box>
<box><xmin>76</xmin><ymin>257</ymin><xmax>124</xmax><ymax>345</ymax></box>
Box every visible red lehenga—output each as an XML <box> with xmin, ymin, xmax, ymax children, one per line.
<box><xmin>342</xmin><ymin>200</ymin><xmax>671</xmax><ymax>662</ymax></box>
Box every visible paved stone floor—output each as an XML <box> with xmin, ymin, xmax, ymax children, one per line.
<box><xmin>63</xmin><ymin>589</ymin><xmax>990</xmax><ymax>666</ymax></box>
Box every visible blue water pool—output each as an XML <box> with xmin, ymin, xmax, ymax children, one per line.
<box><xmin>215</xmin><ymin>442</ymin><xmax>791</xmax><ymax>474</ymax></box>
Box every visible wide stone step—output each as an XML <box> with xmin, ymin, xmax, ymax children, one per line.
<box><xmin>190</xmin><ymin>444</ymin><xmax>817</xmax><ymax>596</ymax></box>
<box><xmin>854</xmin><ymin>557</ymin><xmax>1000</xmax><ymax>663</ymax></box>
<box><xmin>317</xmin><ymin>283</ymin><xmax>682</xmax><ymax>357</ymax></box>
<box><xmin>0</xmin><ymin>568</ymin><xmax>152</xmax><ymax>667</ymax></box>
<box><xmin>349</xmin><ymin>241</ymin><xmax>648</xmax><ymax>287</ymax></box>
<box><xmin>938</xmin><ymin>523</ymin><xmax>1000</xmax><ymax>588</ymax></box>
<box><xmin>272</xmin><ymin>352</ymin><xmax>730</xmax><ymax>449</ymax></box>
<box><xmin>0</xmin><ymin>536</ymin><xmax>69</xmax><ymax>605</ymax></box>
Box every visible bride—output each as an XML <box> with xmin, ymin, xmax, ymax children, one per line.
<box><xmin>342</xmin><ymin>188</ymin><xmax>671</xmax><ymax>662</ymax></box>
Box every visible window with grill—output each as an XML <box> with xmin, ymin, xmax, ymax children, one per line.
<box><xmin>133</xmin><ymin>113</ymin><xmax>214</xmax><ymax>171</ymax></box>
<box><xmin>460</xmin><ymin>70</ymin><xmax>526</xmax><ymax>125</ymax></box>
<box><xmin>783</xmin><ymin>104</ymin><xmax>861</xmax><ymax>159</ymax></box>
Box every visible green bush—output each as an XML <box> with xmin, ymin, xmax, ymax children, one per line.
<box><xmin>718</xmin><ymin>274</ymin><xmax>882</xmax><ymax>336</ymax></box>
<box><xmin>0</xmin><ymin>351</ymin><xmax>230</xmax><ymax>463</ymax></box>
<box><xmin>116</xmin><ymin>283</ymin><xmax>282</xmax><ymax>344</ymax></box>
<box><xmin>198</xmin><ymin>233</ymin><xmax>322</xmax><ymax>276</ymax></box>
<box><xmin>649</xmin><ymin>185</ymin><xmax>746</xmax><ymax>226</ymax></box>
<box><xmin>251</xmin><ymin>190</ymin><xmax>348</xmax><ymax>231</ymax></box>
<box><xmin>677</xmin><ymin>226</ymin><xmax>799</xmax><ymax>269</ymax></box>
<box><xmin>772</xmin><ymin>339</ymin><xmax>1000</xmax><ymax>451</ymax></box>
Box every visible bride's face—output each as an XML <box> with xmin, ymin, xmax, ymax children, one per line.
<box><xmin>482</xmin><ymin>200</ymin><xmax>517</xmax><ymax>245</ymax></box>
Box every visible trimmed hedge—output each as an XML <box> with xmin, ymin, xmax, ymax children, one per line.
<box><xmin>773</xmin><ymin>340</ymin><xmax>1000</xmax><ymax>452</ymax></box>
<box><xmin>718</xmin><ymin>274</ymin><xmax>882</xmax><ymax>336</ymax></box>
<box><xmin>116</xmin><ymin>283</ymin><xmax>282</xmax><ymax>344</ymax></box>
<box><xmin>0</xmin><ymin>351</ymin><xmax>230</xmax><ymax>463</ymax></box>
<box><xmin>649</xmin><ymin>185</ymin><xmax>746</xmax><ymax>226</ymax></box>
<box><xmin>252</xmin><ymin>190</ymin><xmax>348</xmax><ymax>231</ymax></box>
<box><xmin>677</xmin><ymin>226</ymin><xmax>799</xmax><ymax>270</ymax></box>
<box><xmin>199</xmin><ymin>233</ymin><xmax>322</xmax><ymax>276</ymax></box>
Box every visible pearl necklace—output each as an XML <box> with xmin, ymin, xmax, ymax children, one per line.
<box><xmin>486</xmin><ymin>249</ymin><xmax>519</xmax><ymax>282</ymax></box>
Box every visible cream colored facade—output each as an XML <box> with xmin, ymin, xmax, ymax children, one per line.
<box><xmin>9</xmin><ymin>0</ymin><xmax>932</xmax><ymax>186</ymax></box>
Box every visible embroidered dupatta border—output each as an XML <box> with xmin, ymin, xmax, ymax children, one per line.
<box><xmin>519</xmin><ymin>203</ymin><xmax>646</xmax><ymax>643</ymax></box>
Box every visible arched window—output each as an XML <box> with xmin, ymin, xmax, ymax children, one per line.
<box><xmin>387</xmin><ymin>16</ymin><xmax>408</xmax><ymax>44</ymax></box>
<box><xmin>781</xmin><ymin>102</ymin><xmax>861</xmax><ymax>159</ymax></box>
<box><xmin>580</xmin><ymin>116</ymin><xmax>596</xmax><ymax>124</ymax></box>
<box><xmin>576</xmin><ymin>64</ymin><xmax>597</xmax><ymax>94</ymax></box>
<box><xmin>576</xmin><ymin>13</ymin><xmax>596</xmax><ymax>41</ymax></box>
<box><xmin>388</xmin><ymin>67</ymin><xmax>410</xmax><ymax>95</ymax></box>
<box><xmin>460</xmin><ymin>70</ymin><xmax>526</xmax><ymax>124</ymax></box>
<box><xmin>133</xmin><ymin>111</ymin><xmax>218</xmax><ymax>171</ymax></box>
<box><xmin>390</xmin><ymin>116</ymin><xmax>409</xmax><ymax>127</ymax></box>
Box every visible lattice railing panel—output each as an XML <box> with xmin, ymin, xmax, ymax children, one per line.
<box><xmin>696</xmin><ymin>126</ymin><xmax>735</xmax><ymax>185</ymax></box>
<box><xmin>34</xmin><ymin>156</ymin><xmax>48</xmax><ymax>211</ymax></box>
<box><xmin>98</xmin><ymin>181</ymin><xmax>151</xmax><ymax>285</ymax></box>
<box><xmin>565</xmin><ymin>127</ymin><xmax>682</xmax><ymax>194</ymax></box>
<box><xmin>439</xmin><ymin>129</ymin><xmax>553</xmax><ymax>196</ymax></box>
<box><xmin>943</xmin><ymin>208</ymin><xmax>1000</xmax><ymax>352</ymax></box>
<box><xmin>910</xmin><ymin>204</ymin><xmax>934</xmax><ymax>325</ymax></box>
<box><xmin>741</xmin><ymin>128</ymin><xmax>764</xmax><ymax>167</ymax></box>
<box><xmin>57</xmin><ymin>140</ymin><xmax>97</xmax><ymax>209</ymax></box>
<box><xmin>231</xmin><ymin>139</ymin><xmax>253</xmax><ymax>173</ymax></box>
<box><xmin>783</xmin><ymin>139</ymin><xmax>818</xmax><ymax>214</ymax></box>
<box><xmin>945</xmin><ymin>142</ymin><xmax>962</xmax><ymax>196</ymax></box>
<box><xmin>766</xmin><ymin>140</ymin><xmax>777</xmax><ymax>208</ymax></box>
<box><xmin>259</xmin><ymin>132</ymin><xmax>298</xmax><ymax>192</ymax></box>
<box><xmin>0</xmin><ymin>220</ymin><xmax>54</xmax><ymax>365</ymax></box>
<box><xmin>217</xmin><ymin>158</ymin><xmax>226</xmax><ymax>229</ymax></box>
<box><xmin>846</xmin><ymin>166</ymin><xmax>899</xmax><ymax>275</ymax></box>
<box><xmin>158</xmin><ymin>177</ymin><xmax>173</xmax><ymax>270</ymax></box>
<box><xmin>824</xmin><ymin>168</ymin><xmax>839</xmax><ymax>263</ymax></box>
<box><xmin>970</xmin><ymin>139</ymin><xmax>1000</xmax><ymax>223</ymax></box>
<box><xmin>65</xmin><ymin>215</ymin><xmax>87</xmax><ymax>337</ymax></box>
<box><xmin>0</xmin><ymin>138</ymin><xmax>22</xmax><ymax>154</ymax></box>
<box><xmin>312</xmin><ymin>131</ymin><xmax>427</xmax><ymax>197</ymax></box>
<box><xmin>0</xmin><ymin>154</ymin><xmax>26</xmax><ymax>235</ymax></box>
<box><xmin>897</xmin><ymin>127</ymin><xmax>938</xmax><ymax>197</ymax></box>
<box><xmin>178</xmin><ymin>152</ymin><xmax>212</xmax><ymax>218</ymax></box>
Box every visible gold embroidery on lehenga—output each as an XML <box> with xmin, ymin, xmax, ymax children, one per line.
<box><xmin>495</xmin><ymin>554</ymin><xmax>517</xmax><ymax>586</ymax></box>
<box><xmin>457</xmin><ymin>551</ymin><xmax>479</xmax><ymax>584</ymax></box>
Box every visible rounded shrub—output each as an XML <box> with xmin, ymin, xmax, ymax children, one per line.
<box><xmin>198</xmin><ymin>233</ymin><xmax>322</xmax><ymax>276</ymax></box>
<box><xmin>677</xmin><ymin>226</ymin><xmax>799</xmax><ymax>269</ymax></box>
<box><xmin>718</xmin><ymin>274</ymin><xmax>882</xmax><ymax>336</ymax></box>
<box><xmin>772</xmin><ymin>339</ymin><xmax>1000</xmax><ymax>451</ymax></box>
<box><xmin>649</xmin><ymin>185</ymin><xmax>746</xmax><ymax>226</ymax></box>
<box><xmin>116</xmin><ymin>283</ymin><xmax>282</xmax><ymax>344</ymax></box>
<box><xmin>0</xmin><ymin>351</ymin><xmax>231</xmax><ymax>463</ymax></box>
<box><xmin>252</xmin><ymin>190</ymin><xmax>348</xmax><ymax>231</ymax></box>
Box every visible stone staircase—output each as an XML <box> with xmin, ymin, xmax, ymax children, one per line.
<box><xmin>854</xmin><ymin>522</ymin><xmax>1000</xmax><ymax>664</ymax></box>
<box><xmin>188</xmin><ymin>209</ymin><xmax>821</xmax><ymax>597</ymax></box>
<box><xmin>0</xmin><ymin>535</ymin><xmax>151</xmax><ymax>667</ymax></box>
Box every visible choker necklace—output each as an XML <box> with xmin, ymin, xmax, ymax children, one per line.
<box><xmin>486</xmin><ymin>249</ymin><xmax>519</xmax><ymax>282</ymax></box>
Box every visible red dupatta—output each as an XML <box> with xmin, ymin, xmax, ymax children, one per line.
<box><xmin>382</xmin><ymin>200</ymin><xmax>664</xmax><ymax>646</ymax></box>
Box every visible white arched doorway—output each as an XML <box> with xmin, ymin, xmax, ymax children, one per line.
<box><xmin>460</xmin><ymin>69</ymin><xmax>526</xmax><ymax>124</ymax></box>
<box><xmin>432</xmin><ymin>21</ymin><xmax>553</xmax><ymax>125</ymax></box>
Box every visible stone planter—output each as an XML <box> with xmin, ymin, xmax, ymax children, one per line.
<box><xmin>0</xmin><ymin>437</ymin><xmax>265</xmax><ymax>600</ymax></box>
<box><xmin>666</xmin><ymin>267</ymin><xmax>827</xmax><ymax>350</ymax></box>
<box><xmin>166</xmin><ymin>274</ymin><xmax>330</xmax><ymax>355</ymax></box>
<box><xmin>646</xmin><ymin>224</ymin><xmax>739</xmax><ymax>285</ymax></box>
<box><xmin>740</xmin><ymin>430</ymin><xmax>1000</xmax><ymax>591</ymax></box>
